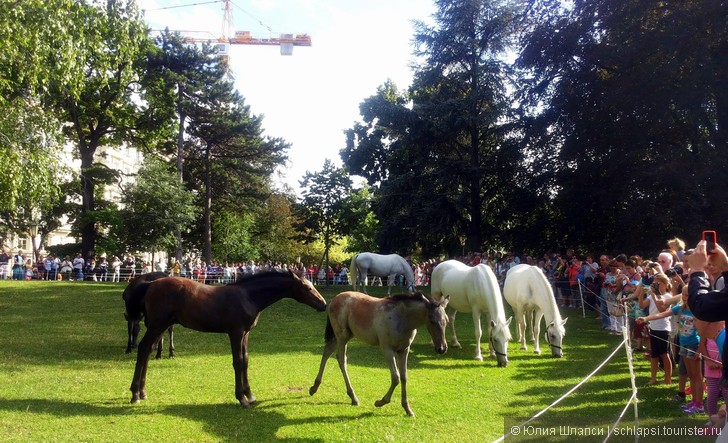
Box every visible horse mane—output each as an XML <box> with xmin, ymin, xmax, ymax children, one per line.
<box><xmin>386</xmin><ymin>292</ymin><xmax>429</xmax><ymax>303</ymax></box>
<box><xmin>529</xmin><ymin>266</ymin><xmax>564</xmax><ymax>327</ymax></box>
<box><xmin>230</xmin><ymin>270</ymin><xmax>293</xmax><ymax>286</ymax></box>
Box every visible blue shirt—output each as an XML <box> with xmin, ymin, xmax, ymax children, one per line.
<box><xmin>671</xmin><ymin>304</ymin><xmax>700</xmax><ymax>346</ymax></box>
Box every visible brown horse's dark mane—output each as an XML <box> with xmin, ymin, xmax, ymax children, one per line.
<box><xmin>386</xmin><ymin>292</ymin><xmax>429</xmax><ymax>303</ymax></box>
<box><xmin>229</xmin><ymin>270</ymin><xmax>293</xmax><ymax>286</ymax></box>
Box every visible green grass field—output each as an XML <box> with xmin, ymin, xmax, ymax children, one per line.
<box><xmin>0</xmin><ymin>280</ymin><xmax>716</xmax><ymax>442</ymax></box>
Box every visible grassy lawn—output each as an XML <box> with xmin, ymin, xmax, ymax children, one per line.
<box><xmin>0</xmin><ymin>280</ymin><xmax>715</xmax><ymax>442</ymax></box>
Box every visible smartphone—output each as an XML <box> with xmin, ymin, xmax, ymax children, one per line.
<box><xmin>703</xmin><ymin>230</ymin><xmax>718</xmax><ymax>254</ymax></box>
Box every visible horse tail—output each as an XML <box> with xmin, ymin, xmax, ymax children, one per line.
<box><xmin>324</xmin><ymin>315</ymin><xmax>335</xmax><ymax>344</ymax></box>
<box><xmin>126</xmin><ymin>281</ymin><xmax>153</xmax><ymax>322</ymax></box>
<box><xmin>349</xmin><ymin>254</ymin><xmax>359</xmax><ymax>290</ymax></box>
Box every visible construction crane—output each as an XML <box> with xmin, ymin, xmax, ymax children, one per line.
<box><xmin>187</xmin><ymin>0</ymin><xmax>311</xmax><ymax>57</ymax></box>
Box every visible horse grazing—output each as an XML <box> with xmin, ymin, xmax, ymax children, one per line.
<box><xmin>122</xmin><ymin>271</ymin><xmax>174</xmax><ymax>359</ymax></box>
<box><xmin>504</xmin><ymin>264</ymin><xmax>567</xmax><ymax>357</ymax></box>
<box><xmin>309</xmin><ymin>291</ymin><xmax>449</xmax><ymax>417</ymax></box>
<box><xmin>129</xmin><ymin>271</ymin><xmax>326</xmax><ymax>406</ymax></box>
<box><xmin>350</xmin><ymin>252</ymin><xmax>416</xmax><ymax>295</ymax></box>
<box><xmin>430</xmin><ymin>260</ymin><xmax>512</xmax><ymax>366</ymax></box>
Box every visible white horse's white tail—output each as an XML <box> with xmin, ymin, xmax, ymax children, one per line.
<box><xmin>350</xmin><ymin>254</ymin><xmax>360</xmax><ymax>291</ymax></box>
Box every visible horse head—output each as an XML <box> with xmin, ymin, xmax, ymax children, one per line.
<box><xmin>289</xmin><ymin>270</ymin><xmax>327</xmax><ymax>312</ymax></box>
<box><xmin>545</xmin><ymin>318</ymin><xmax>567</xmax><ymax>358</ymax></box>
<box><xmin>424</xmin><ymin>294</ymin><xmax>449</xmax><ymax>355</ymax></box>
<box><xmin>490</xmin><ymin>317</ymin><xmax>512</xmax><ymax>367</ymax></box>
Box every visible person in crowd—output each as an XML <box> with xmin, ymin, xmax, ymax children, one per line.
<box><xmin>639</xmin><ymin>273</ymin><xmax>673</xmax><ymax>385</ymax></box>
<box><xmin>603</xmin><ymin>259</ymin><xmax>623</xmax><ymax>335</ymax></box>
<box><xmin>698</xmin><ymin>319</ymin><xmax>727</xmax><ymax>419</ymax></box>
<box><xmin>122</xmin><ymin>255</ymin><xmax>135</xmax><ymax>281</ymax></box>
<box><xmin>669</xmin><ymin>237</ymin><xmax>687</xmax><ymax>262</ymax></box>
<box><xmin>618</xmin><ymin>259</ymin><xmax>643</xmax><ymax>349</ymax></box>
<box><xmin>24</xmin><ymin>258</ymin><xmax>34</xmax><ymax>280</ymax></box>
<box><xmin>0</xmin><ymin>249</ymin><xmax>9</xmax><ymax>279</ymax></box>
<box><xmin>172</xmin><ymin>260</ymin><xmax>181</xmax><ymax>277</ymax></box>
<box><xmin>96</xmin><ymin>255</ymin><xmax>108</xmax><ymax>281</ymax></box>
<box><xmin>12</xmin><ymin>250</ymin><xmax>25</xmax><ymax>280</ymax></box>
<box><xmin>596</xmin><ymin>255</ymin><xmax>611</xmax><ymax>329</ymax></box>
<box><xmin>639</xmin><ymin>284</ymin><xmax>703</xmax><ymax>413</ymax></box>
<box><xmin>72</xmin><ymin>253</ymin><xmax>85</xmax><ymax>281</ymax></box>
<box><xmin>85</xmin><ymin>256</ymin><xmax>96</xmax><ymax>281</ymax></box>
<box><xmin>566</xmin><ymin>256</ymin><xmax>582</xmax><ymax>308</ymax></box>
<box><xmin>36</xmin><ymin>255</ymin><xmax>46</xmax><ymax>280</ymax></box>
<box><xmin>111</xmin><ymin>256</ymin><xmax>121</xmax><ymax>282</ymax></box>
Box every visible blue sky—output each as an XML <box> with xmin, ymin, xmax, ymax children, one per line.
<box><xmin>140</xmin><ymin>0</ymin><xmax>435</xmax><ymax>193</ymax></box>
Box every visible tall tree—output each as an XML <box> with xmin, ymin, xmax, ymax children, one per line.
<box><xmin>40</xmin><ymin>0</ymin><xmax>153</xmax><ymax>259</ymax></box>
<box><xmin>342</xmin><ymin>0</ymin><xmax>521</xmax><ymax>256</ymax></box>
<box><xmin>517</xmin><ymin>0</ymin><xmax>728</xmax><ymax>253</ymax></box>
<box><xmin>143</xmin><ymin>30</ymin><xmax>223</xmax><ymax>260</ymax></box>
<box><xmin>184</xmin><ymin>75</ymin><xmax>288</xmax><ymax>263</ymax></box>
<box><xmin>296</xmin><ymin>160</ymin><xmax>354</xmax><ymax>277</ymax></box>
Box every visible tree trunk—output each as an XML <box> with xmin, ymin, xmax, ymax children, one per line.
<box><xmin>203</xmin><ymin>143</ymin><xmax>212</xmax><ymax>264</ymax></box>
<box><xmin>80</xmin><ymin>144</ymin><xmax>96</xmax><ymax>259</ymax></box>
<box><xmin>175</xmin><ymin>89</ymin><xmax>185</xmax><ymax>262</ymax></box>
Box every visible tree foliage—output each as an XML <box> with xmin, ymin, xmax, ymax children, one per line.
<box><xmin>296</xmin><ymin>160</ymin><xmax>354</xmax><ymax>270</ymax></box>
<box><xmin>515</xmin><ymin>0</ymin><xmax>728</xmax><ymax>254</ymax></box>
<box><xmin>342</xmin><ymin>0</ymin><xmax>522</xmax><ymax>257</ymax></box>
<box><xmin>118</xmin><ymin>156</ymin><xmax>196</xmax><ymax>255</ymax></box>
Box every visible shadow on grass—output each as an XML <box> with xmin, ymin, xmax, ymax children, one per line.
<box><xmin>0</xmin><ymin>397</ymin><xmax>374</xmax><ymax>442</ymax></box>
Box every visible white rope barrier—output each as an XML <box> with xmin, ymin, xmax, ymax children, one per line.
<box><xmin>492</xmin><ymin>336</ymin><xmax>629</xmax><ymax>443</ymax></box>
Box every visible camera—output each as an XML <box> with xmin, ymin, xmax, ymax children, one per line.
<box><xmin>665</xmin><ymin>269</ymin><xmax>676</xmax><ymax>277</ymax></box>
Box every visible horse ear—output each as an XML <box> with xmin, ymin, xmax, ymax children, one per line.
<box><xmin>440</xmin><ymin>294</ymin><xmax>450</xmax><ymax>308</ymax></box>
<box><xmin>561</xmin><ymin>317</ymin><xmax>568</xmax><ymax>326</ymax></box>
<box><xmin>505</xmin><ymin>316</ymin><xmax>513</xmax><ymax>326</ymax></box>
<box><xmin>490</xmin><ymin>319</ymin><xmax>496</xmax><ymax>328</ymax></box>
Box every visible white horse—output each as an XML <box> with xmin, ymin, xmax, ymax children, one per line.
<box><xmin>430</xmin><ymin>260</ymin><xmax>512</xmax><ymax>366</ymax></box>
<box><xmin>350</xmin><ymin>253</ymin><xmax>416</xmax><ymax>295</ymax></box>
<box><xmin>504</xmin><ymin>264</ymin><xmax>567</xmax><ymax>357</ymax></box>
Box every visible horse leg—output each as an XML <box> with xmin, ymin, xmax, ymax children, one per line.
<box><xmin>397</xmin><ymin>348</ymin><xmax>413</xmax><ymax>417</ymax></box>
<box><xmin>154</xmin><ymin>335</ymin><xmax>164</xmax><ymax>360</ymax></box>
<box><xmin>374</xmin><ymin>347</ymin><xmax>400</xmax><ymax>410</ymax></box>
<box><xmin>473</xmin><ymin>310</ymin><xmax>484</xmax><ymax>361</ymax></box>
<box><xmin>517</xmin><ymin>311</ymin><xmax>528</xmax><ymax>351</ymax></box>
<box><xmin>335</xmin><ymin>342</ymin><xmax>359</xmax><ymax>406</ymax></box>
<box><xmin>229</xmin><ymin>330</ymin><xmax>255</xmax><ymax>407</ymax></box>
<box><xmin>446</xmin><ymin>308</ymin><xmax>462</xmax><ymax>349</ymax></box>
<box><xmin>130</xmin><ymin>327</ymin><xmax>165</xmax><ymax>403</ymax></box>
<box><xmin>533</xmin><ymin>311</ymin><xmax>544</xmax><ymax>355</ymax></box>
<box><xmin>309</xmin><ymin>333</ymin><xmax>337</xmax><ymax>396</ymax></box>
<box><xmin>168</xmin><ymin>325</ymin><xmax>175</xmax><ymax>358</ymax></box>
<box><xmin>126</xmin><ymin>318</ymin><xmax>140</xmax><ymax>354</ymax></box>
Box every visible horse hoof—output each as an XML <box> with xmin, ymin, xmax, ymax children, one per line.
<box><xmin>374</xmin><ymin>399</ymin><xmax>390</xmax><ymax>408</ymax></box>
<box><xmin>405</xmin><ymin>409</ymin><xmax>415</xmax><ymax>417</ymax></box>
<box><xmin>139</xmin><ymin>390</ymin><xmax>147</xmax><ymax>400</ymax></box>
<box><xmin>474</xmin><ymin>355</ymin><xmax>483</xmax><ymax>361</ymax></box>
<box><xmin>130</xmin><ymin>396</ymin><xmax>140</xmax><ymax>404</ymax></box>
<box><xmin>534</xmin><ymin>350</ymin><xmax>541</xmax><ymax>355</ymax></box>
<box><xmin>309</xmin><ymin>386</ymin><xmax>318</xmax><ymax>396</ymax></box>
<box><xmin>351</xmin><ymin>399</ymin><xmax>359</xmax><ymax>406</ymax></box>
<box><xmin>452</xmin><ymin>343</ymin><xmax>462</xmax><ymax>349</ymax></box>
<box><xmin>520</xmin><ymin>346</ymin><xmax>527</xmax><ymax>350</ymax></box>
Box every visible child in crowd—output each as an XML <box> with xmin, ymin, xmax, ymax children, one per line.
<box><xmin>699</xmin><ymin>319</ymin><xmax>727</xmax><ymax>419</ymax></box>
<box><xmin>638</xmin><ymin>273</ymin><xmax>673</xmax><ymax>386</ymax></box>
<box><xmin>639</xmin><ymin>284</ymin><xmax>703</xmax><ymax>414</ymax></box>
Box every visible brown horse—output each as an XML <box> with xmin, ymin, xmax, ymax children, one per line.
<box><xmin>309</xmin><ymin>291</ymin><xmax>449</xmax><ymax>416</ymax></box>
<box><xmin>122</xmin><ymin>271</ymin><xmax>173</xmax><ymax>358</ymax></box>
<box><xmin>129</xmin><ymin>270</ymin><xmax>326</xmax><ymax>406</ymax></box>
